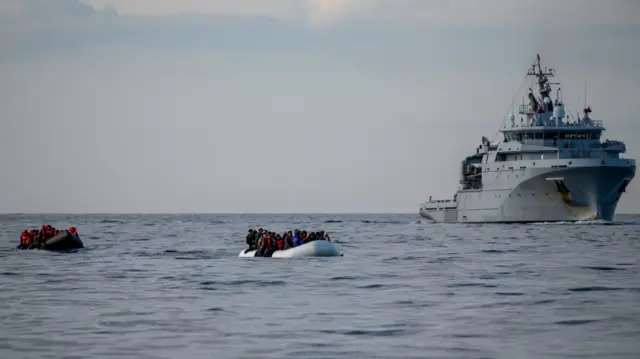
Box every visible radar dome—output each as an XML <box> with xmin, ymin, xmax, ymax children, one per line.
<box><xmin>544</xmin><ymin>97</ymin><xmax>551</xmax><ymax>104</ymax></box>
<box><xmin>553</xmin><ymin>104</ymin><xmax>565</xmax><ymax>120</ymax></box>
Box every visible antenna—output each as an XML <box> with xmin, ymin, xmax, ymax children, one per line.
<box><xmin>584</xmin><ymin>79</ymin><xmax>587</xmax><ymax>109</ymax></box>
<box><xmin>559</xmin><ymin>87</ymin><xmax>562</xmax><ymax>103</ymax></box>
<box><xmin>511</xmin><ymin>87</ymin><xmax>515</xmax><ymax>112</ymax></box>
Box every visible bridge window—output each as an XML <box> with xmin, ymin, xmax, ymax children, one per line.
<box><xmin>558</xmin><ymin>132</ymin><xmax>601</xmax><ymax>140</ymax></box>
<box><xmin>504</xmin><ymin>133</ymin><xmax>527</xmax><ymax>142</ymax></box>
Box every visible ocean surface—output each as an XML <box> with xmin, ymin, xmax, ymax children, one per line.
<box><xmin>0</xmin><ymin>213</ymin><xmax>639</xmax><ymax>359</ymax></box>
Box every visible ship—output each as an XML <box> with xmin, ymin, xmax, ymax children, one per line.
<box><xmin>419</xmin><ymin>54</ymin><xmax>636</xmax><ymax>223</ymax></box>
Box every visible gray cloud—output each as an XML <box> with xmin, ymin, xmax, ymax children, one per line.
<box><xmin>0</xmin><ymin>1</ymin><xmax>639</xmax><ymax>213</ymax></box>
<box><xmin>0</xmin><ymin>0</ymin><xmax>118</xmax><ymax>18</ymax></box>
<box><xmin>74</xmin><ymin>0</ymin><xmax>640</xmax><ymax>28</ymax></box>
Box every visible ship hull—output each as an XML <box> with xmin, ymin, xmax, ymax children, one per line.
<box><xmin>419</xmin><ymin>163</ymin><xmax>635</xmax><ymax>223</ymax></box>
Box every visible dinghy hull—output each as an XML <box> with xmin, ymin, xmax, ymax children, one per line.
<box><xmin>239</xmin><ymin>240</ymin><xmax>341</xmax><ymax>258</ymax></box>
<box><xmin>42</xmin><ymin>231</ymin><xmax>84</xmax><ymax>251</ymax></box>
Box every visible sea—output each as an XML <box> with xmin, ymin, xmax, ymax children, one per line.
<box><xmin>0</xmin><ymin>213</ymin><xmax>639</xmax><ymax>359</ymax></box>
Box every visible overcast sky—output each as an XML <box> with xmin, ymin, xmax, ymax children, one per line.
<box><xmin>1</xmin><ymin>0</ymin><xmax>639</xmax><ymax>213</ymax></box>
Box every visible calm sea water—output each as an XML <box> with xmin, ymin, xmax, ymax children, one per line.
<box><xmin>0</xmin><ymin>213</ymin><xmax>639</xmax><ymax>359</ymax></box>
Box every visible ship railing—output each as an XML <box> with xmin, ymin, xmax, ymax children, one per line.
<box><xmin>513</xmin><ymin>107</ymin><xmax>604</xmax><ymax>127</ymax></box>
<box><xmin>424</xmin><ymin>198</ymin><xmax>456</xmax><ymax>207</ymax></box>
<box><xmin>427</xmin><ymin>199</ymin><xmax>455</xmax><ymax>203</ymax></box>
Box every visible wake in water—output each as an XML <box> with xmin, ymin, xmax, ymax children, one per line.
<box><xmin>529</xmin><ymin>219</ymin><xmax>640</xmax><ymax>226</ymax></box>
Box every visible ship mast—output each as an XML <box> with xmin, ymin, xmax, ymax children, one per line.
<box><xmin>520</xmin><ymin>54</ymin><xmax>560</xmax><ymax>125</ymax></box>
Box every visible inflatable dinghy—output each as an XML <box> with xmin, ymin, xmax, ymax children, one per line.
<box><xmin>42</xmin><ymin>231</ymin><xmax>84</xmax><ymax>251</ymax></box>
<box><xmin>239</xmin><ymin>240</ymin><xmax>341</xmax><ymax>258</ymax></box>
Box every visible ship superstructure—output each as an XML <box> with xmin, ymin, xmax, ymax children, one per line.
<box><xmin>419</xmin><ymin>54</ymin><xmax>636</xmax><ymax>223</ymax></box>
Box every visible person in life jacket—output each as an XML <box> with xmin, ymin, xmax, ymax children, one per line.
<box><xmin>258</xmin><ymin>232</ymin><xmax>272</xmax><ymax>257</ymax></box>
<box><xmin>245</xmin><ymin>228</ymin><xmax>330</xmax><ymax>254</ymax></box>
<box><xmin>17</xmin><ymin>225</ymin><xmax>80</xmax><ymax>250</ymax></box>
<box><xmin>266</xmin><ymin>232</ymin><xmax>277</xmax><ymax>256</ymax></box>
<box><xmin>19</xmin><ymin>231</ymin><xmax>28</xmax><ymax>249</ymax></box>
<box><xmin>27</xmin><ymin>230</ymin><xmax>36</xmax><ymax>248</ymax></box>
<box><xmin>38</xmin><ymin>226</ymin><xmax>45</xmax><ymax>243</ymax></box>
<box><xmin>282</xmin><ymin>232</ymin><xmax>291</xmax><ymax>249</ymax></box>
<box><xmin>68</xmin><ymin>227</ymin><xmax>79</xmax><ymax>237</ymax></box>
<box><xmin>308</xmin><ymin>232</ymin><xmax>316</xmax><ymax>242</ymax></box>
<box><xmin>286</xmin><ymin>231</ymin><xmax>293</xmax><ymax>248</ymax></box>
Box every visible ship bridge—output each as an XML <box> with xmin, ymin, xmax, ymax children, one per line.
<box><xmin>500</xmin><ymin>122</ymin><xmax>604</xmax><ymax>142</ymax></box>
<box><xmin>498</xmin><ymin>53</ymin><xmax>610</xmax><ymax>146</ymax></box>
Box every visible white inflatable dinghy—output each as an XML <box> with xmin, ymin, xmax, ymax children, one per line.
<box><xmin>239</xmin><ymin>240</ymin><xmax>342</xmax><ymax>258</ymax></box>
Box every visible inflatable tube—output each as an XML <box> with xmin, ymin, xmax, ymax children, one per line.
<box><xmin>42</xmin><ymin>231</ymin><xmax>84</xmax><ymax>251</ymax></box>
<box><xmin>239</xmin><ymin>240</ymin><xmax>341</xmax><ymax>258</ymax></box>
<box><xmin>239</xmin><ymin>248</ymin><xmax>258</xmax><ymax>257</ymax></box>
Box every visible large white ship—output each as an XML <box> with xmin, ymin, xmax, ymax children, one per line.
<box><xmin>419</xmin><ymin>54</ymin><xmax>636</xmax><ymax>223</ymax></box>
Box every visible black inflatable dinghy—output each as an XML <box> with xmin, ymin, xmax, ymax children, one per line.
<box><xmin>42</xmin><ymin>231</ymin><xmax>84</xmax><ymax>251</ymax></box>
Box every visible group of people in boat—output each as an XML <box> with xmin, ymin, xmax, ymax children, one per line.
<box><xmin>17</xmin><ymin>225</ymin><xmax>79</xmax><ymax>250</ymax></box>
<box><xmin>16</xmin><ymin>224</ymin><xmax>333</xmax><ymax>255</ymax></box>
<box><xmin>246</xmin><ymin>228</ymin><xmax>330</xmax><ymax>257</ymax></box>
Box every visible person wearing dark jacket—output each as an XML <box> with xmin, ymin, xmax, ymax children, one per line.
<box><xmin>292</xmin><ymin>230</ymin><xmax>303</xmax><ymax>247</ymax></box>
<box><xmin>246</xmin><ymin>229</ymin><xmax>256</xmax><ymax>250</ymax></box>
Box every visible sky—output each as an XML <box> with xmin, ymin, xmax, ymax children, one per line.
<box><xmin>1</xmin><ymin>0</ymin><xmax>639</xmax><ymax>213</ymax></box>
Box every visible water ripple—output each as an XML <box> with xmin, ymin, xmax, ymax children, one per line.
<box><xmin>0</xmin><ymin>213</ymin><xmax>639</xmax><ymax>359</ymax></box>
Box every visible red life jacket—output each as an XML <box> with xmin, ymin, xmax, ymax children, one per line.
<box><xmin>277</xmin><ymin>238</ymin><xmax>284</xmax><ymax>249</ymax></box>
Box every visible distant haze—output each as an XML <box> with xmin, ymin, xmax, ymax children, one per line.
<box><xmin>1</xmin><ymin>0</ymin><xmax>639</xmax><ymax>213</ymax></box>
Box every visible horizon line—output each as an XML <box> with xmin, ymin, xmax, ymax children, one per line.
<box><xmin>0</xmin><ymin>212</ymin><xmax>419</xmax><ymax>215</ymax></box>
<box><xmin>1</xmin><ymin>212</ymin><xmax>639</xmax><ymax>216</ymax></box>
